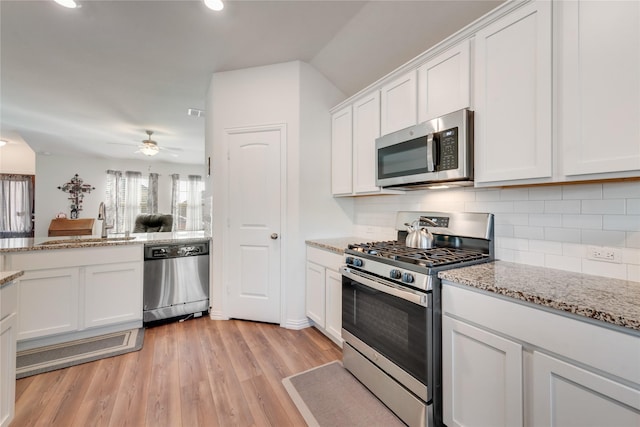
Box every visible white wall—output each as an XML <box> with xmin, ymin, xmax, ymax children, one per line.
<box><xmin>0</xmin><ymin>139</ymin><xmax>36</xmax><ymax>175</ymax></box>
<box><xmin>34</xmin><ymin>153</ymin><xmax>205</xmax><ymax>237</ymax></box>
<box><xmin>206</xmin><ymin>60</ymin><xmax>352</xmax><ymax>328</ymax></box>
<box><xmin>352</xmin><ymin>181</ymin><xmax>640</xmax><ymax>282</ymax></box>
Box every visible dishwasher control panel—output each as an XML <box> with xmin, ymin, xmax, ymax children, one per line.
<box><xmin>144</xmin><ymin>241</ymin><xmax>209</xmax><ymax>259</ymax></box>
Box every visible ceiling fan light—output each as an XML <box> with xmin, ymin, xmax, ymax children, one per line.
<box><xmin>140</xmin><ymin>145</ymin><xmax>159</xmax><ymax>156</ymax></box>
<box><xmin>204</xmin><ymin>0</ymin><xmax>224</xmax><ymax>11</ymax></box>
<box><xmin>54</xmin><ymin>0</ymin><xmax>78</xmax><ymax>8</ymax></box>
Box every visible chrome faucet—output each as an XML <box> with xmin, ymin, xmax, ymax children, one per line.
<box><xmin>97</xmin><ymin>202</ymin><xmax>113</xmax><ymax>238</ymax></box>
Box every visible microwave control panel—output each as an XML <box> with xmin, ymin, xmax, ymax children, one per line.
<box><xmin>437</xmin><ymin>127</ymin><xmax>459</xmax><ymax>171</ymax></box>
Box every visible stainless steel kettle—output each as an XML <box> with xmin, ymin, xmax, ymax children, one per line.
<box><xmin>405</xmin><ymin>219</ymin><xmax>435</xmax><ymax>249</ymax></box>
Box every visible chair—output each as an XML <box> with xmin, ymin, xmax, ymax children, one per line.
<box><xmin>133</xmin><ymin>214</ymin><xmax>173</xmax><ymax>233</ymax></box>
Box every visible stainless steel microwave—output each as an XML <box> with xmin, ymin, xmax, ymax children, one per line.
<box><xmin>375</xmin><ymin>109</ymin><xmax>473</xmax><ymax>189</ymax></box>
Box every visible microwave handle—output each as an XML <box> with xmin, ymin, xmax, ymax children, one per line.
<box><xmin>426</xmin><ymin>133</ymin><xmax>435</xmax><ymax>172</ymax></box>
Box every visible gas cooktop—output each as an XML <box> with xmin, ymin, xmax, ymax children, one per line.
<box><xmin>347</xmin><ymin>241</ymin><xmax>489</xmax><ymax>268</ymax></box>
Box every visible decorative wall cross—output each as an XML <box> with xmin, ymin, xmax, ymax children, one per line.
<box><xmin>57</xmin><ymin>173</ymin><xmax>95</xmax><ymax>219</ymax></box>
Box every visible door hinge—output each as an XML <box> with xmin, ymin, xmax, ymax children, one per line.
<box><xmin>227</xmin><ymin>150</ymin><xmax>230</xmax><ymax>161</ymax></box>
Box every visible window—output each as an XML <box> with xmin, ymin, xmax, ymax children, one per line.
<box><xmin>171</xmin><ymin>174</ymin><xmax>204</xmax><ymax>231</ymax></box>
<box><xmin>0</xmin><ymin>174</ymin><xmax>35</xmax><ymax>238</ymax></box>
<box><xmin>106</xmin><ymin>170</ymin><xmax>156</xmax><ymax>233</ymax></box>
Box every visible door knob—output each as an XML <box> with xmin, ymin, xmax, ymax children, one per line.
<box><xmin>270</xmin><ymin>233</ymin><xmax>279</xmax><ymax>240</ymax></box>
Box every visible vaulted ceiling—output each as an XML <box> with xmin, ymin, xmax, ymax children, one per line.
<box><xmin>0</xmin><ymin>0</ymin><xmax>502</xmax><ymax>165</ymax></box>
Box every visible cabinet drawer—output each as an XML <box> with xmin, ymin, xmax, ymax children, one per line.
<box><xmin>306</xmin><ymin>246</ymin><xmax>343</xmax><ymax>271</ymax></box>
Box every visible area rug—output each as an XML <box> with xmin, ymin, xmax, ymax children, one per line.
<box><xmin>16</xmin><ymin>328</ymin><xmax>144</xmax><ymax>379</ymax></box>
<box><xmin>283</xmin><ymin>360</ymin><xmax>405</xmax><ymax>427</ymax></box>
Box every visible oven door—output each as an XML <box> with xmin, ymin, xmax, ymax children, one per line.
<box><xmin>340</xmin><ymin>266</ymin><xmax>432</xmax><ymax>401</ymax></box>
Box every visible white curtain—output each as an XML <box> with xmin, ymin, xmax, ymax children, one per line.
<box><xmin>148</xmin><ymin>173</ymin><xmax>159</xmax><ymax>213</ymax></box>
<box><xmin>170</xmin><ymin>174</ymin><xmax>180</xmax><ymax>226</ymax></box>
<box><xmin>105</xmin><ymin>170</ymin><xmax>122</xmax><ymax>232</ymax></box>
<box><xmin>0</xmin><ymin>174</ymin><xmax>34</xmax><ymax>238</ymax></box>
<box><xmin>185</xmin><ymin>175</ymin><xmax>203</xmax><ymax>231</ymax></box>
<box><xmin>123</xmin><ymin>171</ymin><xmax>142</xmax><ymax>233</ymax></box>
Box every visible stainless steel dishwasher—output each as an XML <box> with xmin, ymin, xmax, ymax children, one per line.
<box><xmin>143</xmin><ymin>241</ymin><xmax>210</xmax><ymax>323</ymax></box>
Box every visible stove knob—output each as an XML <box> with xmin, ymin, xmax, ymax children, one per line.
<box><xmin>402</xmin><ymin>272</ymin><xmax>415</xmax><ymax>284</ymax></box>
<box><xmin>345</xmin><ymin>256</ymin><xmax>354</xmax><ymax>265</ymax></box>
<box><xmin>390</xmin><ymin>269</ymin><xmax>402</xmax><ymax>280</ymax></box>
<box><xmin>353</xmin><ymin>258</ymin><xmax>364</xmax><ymax>267</ymax></box>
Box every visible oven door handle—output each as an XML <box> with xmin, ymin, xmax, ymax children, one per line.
<box><xmin>340</xmin><ymin>266</ymin><xmax>429</xmax><ymax>307</ymax></box>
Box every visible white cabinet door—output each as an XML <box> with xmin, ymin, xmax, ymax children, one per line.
<box><xmin>305</xmin><ymin>261</ymin><xmax>326</xmax><ymax>327</ymax></box>
<box><xmin>532</xmin><ymin>351</ymin><xmax>640</xmax><ymax>427</ymax></box>
<box><xmin>331</xmin><ymin>105</ymin><xmax>353</xmax><ymax>195</ymax></box>
<box><xmin>324</xmin><ymin>269</ymin><xmax>342</xmax><ymax>345</ymax></box>
<box><xmin>442</xmin><ymin>315</ymin><xmax>523</xmax><ymax>427</ymax></box>
<box><xmin>380</xmin><ymin>70</ymin><xmax>417</xmax><ymax>135</ymax></box>
<box><xmin>474</xmin><ymin>1</ymin><xmax>552</xmax><ymax>184</ymax></box>
<box><xmin>0</xmin><ymin>312</ymin><xmax>16</xmax><ymax>427</ymax></box>
<box><xmin>558</xmin><ymin>0</ymin><xmax>640</xmax><ymax>177</ymax></box>
<box><xmin>418</xmin><ymin>39</ymin><xmax>471</xmax><ymax>122</ymax></box>
<box><xmin>17</xmin><ymin>268</ymin><xmax>80</xmax><ymax>340</ymax></box>
<box><xmin>353</xmin><ymin>91</ymin><xmax>382</xmax><ymax>194</ymax></box>
<box><xmin>84</xmin><ymin>262</ymin><xmax>142</xmax><ymax>329</ymax></box>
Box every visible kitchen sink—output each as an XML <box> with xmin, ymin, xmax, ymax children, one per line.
<box><xmin>38</xmin><ymin>236</ymin><xmax>137</xmax><ymax>245</ymax></box>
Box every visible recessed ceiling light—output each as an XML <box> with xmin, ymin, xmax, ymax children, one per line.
<box><xmin>204</xmin><ymin>0</ymin><xmax>224</xmax><ymax>11</ymax></box>
<box><xmin>54</xmin><ymin>0</ymin><xmax>78</xmax><ymax>8</ymax></box>
<box><xmin>0</xmin><ymin>140</ymin><xmax>7</xmax><ymax>147</ymax></box>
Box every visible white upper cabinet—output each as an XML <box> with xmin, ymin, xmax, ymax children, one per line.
<box><xmin>380</xmin><ymin>70</ymin><xmax>417</xmax><ymax>135</ymax></box>
<box><xmin>557</xmin><ymin>0</ymin><xmax>640</xmax><ymax>178</ymax></box>
<box><xmin>418</xmin><ymin>39</ymin><xmax>471</xmax><ymax>123</ymax></box>
<box><xmin>474</xmin><ymin>1</ymin><xmax>552</xmax><ymax>184</ymax></box>
<box><xmin>353</xmin><ymin>91</ymin><xmax>382</xmax><ymax>194</ymax></box>
<box><xmin>331</xmin><ymin>105</ymin><xmax>353</xmax><ymax>195</ymax></box>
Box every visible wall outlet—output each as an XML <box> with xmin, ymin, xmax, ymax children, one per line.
<box><xmin>587</xmin><ymin>245</ymin><xmax>622</xmax><ymax>263</ymax></box>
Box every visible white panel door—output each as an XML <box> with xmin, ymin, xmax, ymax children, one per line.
<box><xmin>418</xmin><ymin>39</ymin><xmax>471</xmax><ymax>122</ymax></box>
<box><xmin>353</xmin><ymin>91</ymin><xmax>381</xmax><ymax>194</ymax></box>
<box><xmin>380</xmin><ymin>70</ymin><xmax>417</xmax><ymax>135</ymax></box>
<box><xmin>559</xmin><ymin>0</ymin><xmax>640</xmax><ymax>176</ymax></box>
<box><xmin>227</xmin><ymin>126</ymin><xmax>282</xmax><ymax>324</ymax></box>
<box><xmin>532</xmin><ymin>351</ymin><xmax>640</xmax><ymax>427</ymax></box>
<box><xmin>474</xmin><ymin>1</ymin><xmax>552</xmax><ymax>183</ymax></box>
<box><xmin>443</xmin><ymin>315</ymin><xmax>523</xmax><ymax>427</ymax></box>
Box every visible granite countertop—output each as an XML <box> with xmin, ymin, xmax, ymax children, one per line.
<box><xmin>305</xmin><ymin>237</ymin><xmax>369</xmax><ymax>255</ymax></box>
<box><xmin>0</xmin><ymin>270</ymin><xmax>24</xmax><ymax>287</ymax></box>
<box><xmin>0</xmin><ymin>231</ymin><xmax>211</xmax><ymax>253</ymax></box>
<box><xmin>438</xmin><ymin>261</ymin><xmax>640</xmax><ymax>332</ymax></box>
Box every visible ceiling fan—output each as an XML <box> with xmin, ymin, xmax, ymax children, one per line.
<box><xmin>109</xmin><ymin>130</ymin><xmax>183</xmax><ymax>157</ymax></box>
<box><xmin>139</xmin><ymin>130</ymin><xmax>161</xmax><ymax>156</ymax></box>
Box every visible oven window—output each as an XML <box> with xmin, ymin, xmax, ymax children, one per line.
<box><xmin>378</xmin><ymin>136</ymin><xmax>431</xmax><ymax>179</ymax></box>
<box><xmin>342</xmin><ymin>277</ymin><xmax>429</xmax><ymax>384</ymax></box>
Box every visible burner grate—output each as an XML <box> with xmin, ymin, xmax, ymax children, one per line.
<box><xmin>348</xmin><ymin>241</ymin><xmax>488</xmax><ymax>267</ymax></box>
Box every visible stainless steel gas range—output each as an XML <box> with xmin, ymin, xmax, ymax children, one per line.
<box><xmin>341</xmin><ymin>211</ymin><xmax>494</xmax><ymax>427</ymax></box>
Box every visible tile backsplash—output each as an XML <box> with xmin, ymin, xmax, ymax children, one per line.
<box><xmin>353</xmin><ymin>181</ymin><xmax>640</xmax><ymax>282</ymax></box>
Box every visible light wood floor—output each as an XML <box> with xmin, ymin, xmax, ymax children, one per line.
<box><xmin>11</xmin><ymin>317</ymin><xmax>343</xmax><ymax>427</ymax></box>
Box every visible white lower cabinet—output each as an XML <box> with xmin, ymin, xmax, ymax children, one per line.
<box><xmin>442</xmin><ymin>316</ymin><xmax>523</xmax><ymax>427</ymax></box>
<box><xmin>532</xmin><ymin>351</ymin><xmax>640</xmax><ymax>427</ymax></box>
<box><xmin>84</xmin><ymin>262</ymin><xmax>142</xmax><ymax>328</ymax></box>
<box><xmin>305</xmin><ymin>245</ymin><xmax>343</xmax><ymax>346</ymax></box>
<box><xmin>8</xmin><ymin>246</ymin><xmax>143</xmax><ymax>347</ymax></box>
<box><xmin>17</xmin><ymin>268</ymin><xmax>80</xmax><ymax>340</ymax></box>
<box><xmin>0</xmin><ymin>280</ymin><xmax>18</xmax><ymax>427</ymax></box>
<box><xmin>442</xmin><ymin>283</ymin><xmax>640</xmax><ymax>427</ymax></box>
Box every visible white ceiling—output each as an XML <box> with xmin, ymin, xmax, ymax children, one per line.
<box><xmin>0</xmin><ymin>0</ymin><xmax>502</xmax><ymax>165</ymax></box>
